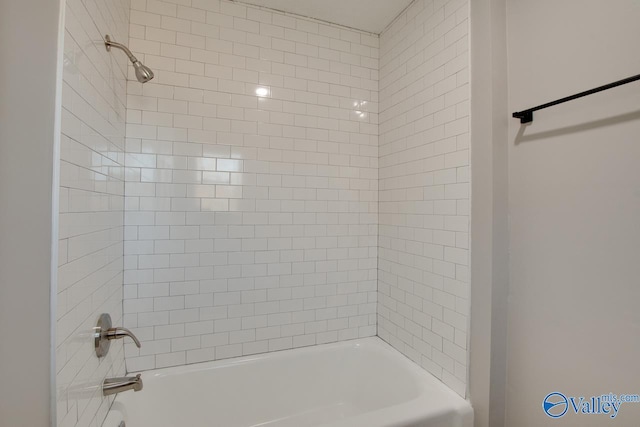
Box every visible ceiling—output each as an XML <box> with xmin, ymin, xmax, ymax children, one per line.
<box><xmin>235</xmin><ymin>0</ymin><xmax>414</xmax><ymax>34</ymax></box>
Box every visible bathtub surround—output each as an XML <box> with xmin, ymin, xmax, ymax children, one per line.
<box><xmin>56</xmin><ymin>0</ymin><xmax>130</xmax><ymax>426</ymax></box>
<box><xmin>122</xmin><ymin>0</ymin><xmax>379</xmax><ymax>371</ymax></box>
<box><xmin>120</xmin><ymin>0</ymin><xmax>471</xmax><ymax>397</ymax></box>
<box><xmin>50</xmin><ymin>0</ymin><xmax>471</xmax><ymax>411</ymax></box>
<box><xmin>378</xmin><ymin>0</ymin><xmax>470</xmax><ymax>397</ymax></box>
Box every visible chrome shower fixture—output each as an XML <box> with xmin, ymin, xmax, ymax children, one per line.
<box><xmin>104</xmin><ymin>35</ymin><xmax>154</xmax><ymax>83</ymax></box>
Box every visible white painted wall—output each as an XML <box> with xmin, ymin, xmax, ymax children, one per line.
<box><xmin>0</xmin><ymin>1</ymin><xmax>63</xmax><ymax>426</ymax></box>
<box><xmin>122</xmin><ymin>0</ymin><xmax>378</xmax><ymax>371</ymax></box>
<box><xmin>55</xmin><ymin>1</ymin><xmax>131</xmax><ymax>426</ymax></box>
<box><xmin>468</xmin><ymin>0</ymin><xmax>508</xmax><ymax>425</ymax></box>
<box><xmin>505</xmin><ymin>1</ymin><xmax>640</xmax><ymax>425</ymax></box>
<box><xmin>378</xmin><ymin>0</ymin><xmax>470</xmax><ymax>397</ymax></box>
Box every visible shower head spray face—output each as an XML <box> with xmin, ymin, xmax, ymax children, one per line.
<box><xmin>133</xmin><ymin>61</ymin><xmax>154</xmax><ymax>83</ymax></box>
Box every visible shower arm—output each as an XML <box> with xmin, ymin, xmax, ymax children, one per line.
<box><xmin>104</xmin><ymin>35</ymin><xmax>138</xmax><ymax>62</ymax></box>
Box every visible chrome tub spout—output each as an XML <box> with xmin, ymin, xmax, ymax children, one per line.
<box><xmin>103</xmin><ymin>374</ymin><xmax>143</xmax><ymax>396</ymax></box>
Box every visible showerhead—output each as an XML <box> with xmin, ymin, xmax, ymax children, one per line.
<box><xmin>104</xmin><ymin>35</ymin><xmax>155</xmax><ymax>84</ymax></box>
<box><xmin>132</xmin><ymin>60</ymin><xmax>154</xmax><ymax>83</ymax></box>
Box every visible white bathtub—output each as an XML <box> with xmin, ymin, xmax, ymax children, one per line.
<box><xmin>103</xmin><ymin>337</ymin><xmax>472</xmax><ymax>427</ymax></box>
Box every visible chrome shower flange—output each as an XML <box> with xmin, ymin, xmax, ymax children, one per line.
<box><xmin>94</xmin><ymin>313</ymin><xmax>112</xmax><ymax>357</ymax></box>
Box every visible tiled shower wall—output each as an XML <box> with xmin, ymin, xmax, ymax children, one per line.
<box><xmin>122</xmin><ymin>0</ymin><xmax>379</xmax><ymax>371</ymax></box>
<box><xmin>378</xmin><ymin>0</ymin><xmax>470</xmax><ymax>396</ymax></box>
<box><xmin>56</xmin><ymin>0</ymin><xmax>129</xmax><ymax>426</ymax></box>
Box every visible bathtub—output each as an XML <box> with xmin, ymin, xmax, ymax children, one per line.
<box><xmin>103</xmin><ymin>337</ymin><xmax>472</xmax><ymax>427</ymax></box>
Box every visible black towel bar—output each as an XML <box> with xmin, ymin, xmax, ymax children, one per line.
<box><xmin>512</xmin><ymin>73</ymin><xmax>640</xmax><ymax>123</ymax></box>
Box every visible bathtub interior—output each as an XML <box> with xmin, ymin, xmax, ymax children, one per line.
<box><xmin>104</xmin><ymin>338</ymin><xmax>472</xmax><ymax>427</ymax></box>
<box><xmin>147</xmin><ymin>341</ymin><xmax>418</xmax><ymax>405</ymax></box>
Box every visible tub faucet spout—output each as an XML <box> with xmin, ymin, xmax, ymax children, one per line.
<box><xmin>103</xmin><ymin>373</ymin><xmax>143</xmax><ymax>396</ymax></box>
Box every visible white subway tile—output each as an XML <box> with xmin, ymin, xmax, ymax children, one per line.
<box><xmin>377</xmin><ymin>0</ymin><xmax>469</xmax><ymax>398</ymax></box>
<box><xmin>124</xmin><ymin>0</ymin><xmax>389</xmax><ymax>378</ymax></box>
